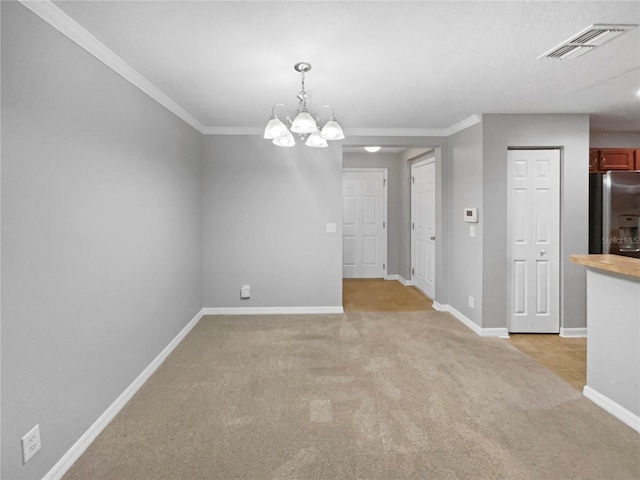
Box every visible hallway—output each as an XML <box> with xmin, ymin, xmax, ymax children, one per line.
<box><xmin>342</xmin><ymin>279</ymin><xmax>433</xmax><ymax>312</ymax></box>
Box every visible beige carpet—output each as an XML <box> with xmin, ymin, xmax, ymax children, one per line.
<box><xmin>64</xmin><ymin>311</ymin><xmax>640</xmax><ymax>479</ymax></box>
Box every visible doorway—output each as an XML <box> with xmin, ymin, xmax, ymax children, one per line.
<box><xmin>506</xmin><ymin>149</ymin><xmax>560</xmax><ymax>333</ymax></box>
<box><xmin>341</xmin><ymin>145</ymin><xmax>439</xmax><ymax>313</ymax></box>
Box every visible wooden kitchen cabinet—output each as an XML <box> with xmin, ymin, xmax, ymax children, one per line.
<box><xmin>589</xmin><ymin>150</ymin><xmax>599</xmax><ymax>172</ymax></box>
<box><xmin>598</xmin><ymin>149</ymin><xmax>635</xmax><ymax>170</ymax></box>
<box><xmin>636</xmin><ymin>150</ymin><xmax>640</xmax><ymax>170</ymax></box>
<box><xmin>590</xmin><ymin>148</ymin><xmax>636</xmax><ymax>172</ymax></box>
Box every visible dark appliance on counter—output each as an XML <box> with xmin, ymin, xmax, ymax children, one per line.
<box><xmin>589</xmin><ymin>171</ymin><xmax>640</xmax><ymax>259</ymax></box>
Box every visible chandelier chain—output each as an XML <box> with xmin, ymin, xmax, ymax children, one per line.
<box><xmin>297</xmin><ymin>71</ymin><xmax>311</xmax><ymax>109</ymax></box>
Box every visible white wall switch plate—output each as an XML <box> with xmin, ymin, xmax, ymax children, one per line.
<box><xmin>470</xmin><ymin>225</ymin><xmax>476</xmax><ymax>237</ymax></box>
<box><xmin>326</xmin><ymin>223</ymin><xmax>337</xmax><ymax>233</ymax></box>
<box><xmin>22</xmin><ymin>424</ymin><xmax>41</xmax><ymax>464</ymax></box>
<box><xmin>240</xmin><ymin>285</ymin><xmax>250</xmax><ymax>299</ymax></box>
<box><xmin>468</xmin><ymin>296</ymin><xmax>474</xmax><ymax>309</ymax></box>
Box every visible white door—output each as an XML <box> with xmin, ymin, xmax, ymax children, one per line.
<box><xmin>411</xmin><ymin>160</ymin><xmax>435</xmax><ymax>298</ymax></box>
<box><xmin>507</xmin><ymin>149</ymin><xmax>560</xmax><ymax>333</ymax></box>
<box><xmin>342</xmin><ymin>169</ymin><xmax>387</xmax><ymax>278</ymax></box>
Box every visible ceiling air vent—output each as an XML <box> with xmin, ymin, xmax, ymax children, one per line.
<box><xmin>538</xmin><ymin>23</ymin><xmax>637</xmax><ymax>59</ymax></box>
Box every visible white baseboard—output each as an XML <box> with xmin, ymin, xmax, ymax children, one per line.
<box><xmin>431</xmin><ymin>301</ymin><xmax>447</xmax><ymax>312</ymax></box>
<box><xmin>583</xmin><ymin>385</ymin><xmax>640</xmax><ymax>433</ymax></box>
<box><xmin>560</xmin><ymin>327</ymin><xmax>587</xmax><ymax>338</ymax></box>
<box><xmin>399</xmin><ymin>276</ymin><xmax>413</xmax><ymax>286</ymax></box>
<box><xmin>43</xmin><ymin>308</ymin><xmax>205</xmax><ymax>480</ymax></box>
<box><xmin>384</xmin><ymin>274</ymin><xmax>413</xmax><ymax>286</ymax></box>
<box><xmin>432</xmin><ymin>302</ymin><xmax>509</xmax><ymax>338</ymax></box>
<box><xmin>202</xmin><ymin>306</ymin><xmax>344</xmax><ymax>315</ymax></box>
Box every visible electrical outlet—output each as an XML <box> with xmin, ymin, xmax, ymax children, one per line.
<box><xmin>468</xmin><ymin>296</ymin><xmax>474</xmax><ymax>309</ymax></box>
<box><xmin>240</xmin><ymin>285</ymin><xmax>250</xmax><ymax>299</ymax></box>
<box><xmin>21</xmin><ymin>424</ymin><xmax>41</xmax><ymax>464</ymax></box>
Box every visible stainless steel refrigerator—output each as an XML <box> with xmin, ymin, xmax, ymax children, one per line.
<box><xmin>589</xmin><ymin>171</ymin><xmax>640</xmax><ymax>258</ymax></box>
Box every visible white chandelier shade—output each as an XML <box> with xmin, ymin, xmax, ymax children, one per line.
<box><xmin>290</xmin><ymin>109</ymin><xmax>318</xmax><ymax>134</ymax></box>
<box><xmin>264</xmin><ymin>62</ymin><xmax>343</xmax><ymax>148</ymax></box>
<box><xmin>320</xmin><ymin>118</ymin><xmax>345</xmax><ymax>140</ymax></box>
<box><xmin>263</xmin><ymin>115</ymin><xmax>289</xmax><ymax>139</ymax></box>
<box><xmin>272</xmin><ymin>130</ymin><xmax>296</xmax><ymax>147</ymax></box>
<box><xmin>305</xmin><ymin>131</ymin><xmax>328</xmax><ymax>148</ymax></box>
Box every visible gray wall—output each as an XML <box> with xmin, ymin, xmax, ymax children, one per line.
<box><xmin>447</xmin><ymin>123</ymin><xmax>483</xmax><ymax>324</ymax></box>
<box><xmin>202</xmin><ymin>136</ymin><xmax>343</xmax><ymax>308</ymax></box>
<box><xmin>482</xmin><ymin>114</ymin><xmax>590</xmax><ymax>330</ymax></box>
<box><xmin>0</xmin><ymin>5</ymin><xmax>598</xmax><ymax>478</ymax></box>
<box><xmin>590</xmin><ymin>131</ymin><xmax>640</xmax><ymax>148</ymax></box>
<box><xmin>343</xmin><ymin>152</ymin><xmax>403</xmax><ymax>276</ymax></box>
<box><xmin>1</xmin><ymin>3</ymin><xmax>203</xmax><ymax>479</ymax></box>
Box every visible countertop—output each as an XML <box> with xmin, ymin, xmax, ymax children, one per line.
<box><xmin>571</xmin><ymin>254</ymin><xmax>640</xmax><ymax>279</ymax></box>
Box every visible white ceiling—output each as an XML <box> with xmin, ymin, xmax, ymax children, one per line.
<box><xmin>50</xmin><ymin>1</ymin><xmax>640</xmax><ymax>133</ymax></box>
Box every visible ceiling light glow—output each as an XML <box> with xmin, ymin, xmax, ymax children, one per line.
<box><xmin>364</xmin><ymin>146</ymin><xmax>381</xmax><ymax>153</ymax></box>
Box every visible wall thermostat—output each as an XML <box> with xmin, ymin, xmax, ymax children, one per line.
<box><xmin>464</xmin><ymin>207</ymin><xmax>478</xmax><ymax>223</ymax></box>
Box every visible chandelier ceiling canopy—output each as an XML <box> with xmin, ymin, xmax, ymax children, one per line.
<box><xmin>264</xmin><ymin>62</ymin><xmax>344</xmax><ymax>148</ymax></box>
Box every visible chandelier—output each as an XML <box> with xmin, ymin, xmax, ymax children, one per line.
<box><xmin>263</xmin><ymin>62</ymin><xmax>344</xmax><ymax>148</ymax></box>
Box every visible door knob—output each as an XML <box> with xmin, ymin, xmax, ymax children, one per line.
<box><xmin>540</xmin><ymin>250</ymin><xmax>547</xmax><ymax>256</ymax></box>
<box><xmin>430</xmin><ymin>236</ymin><xmax>436</xmax><ymax>241</ymax></box>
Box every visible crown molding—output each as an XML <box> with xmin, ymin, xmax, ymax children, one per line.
<box><xmin>200</xmin><ymin>127</ymin><xmax>467</xmax><ymax>137</ymax></box>
<box><xmin>445</xmin><ymin>115</ymin><xmax>482</xmax><ymax>136</ymax></box>
<box><xmin>344</xmin><ymin>128</ymin><xmax>449</xmax><ymax>137</ymax></box>
<box><xmin>201</xmin><ymin>121</ymin><xmax>483</xmax><ymax>138</ymax></box>
<box><xmin>201</xmin><ymin>127</ymin><xmax>264</xmax><ymax>135</ymax></box>
<box><xmin>18</xmin><ymin>0</ymin><xmax>206</xmax><ymax>134</ymax></box>
<box><xmin>345</xmin><ymin>118</ymin><xmax>482</xmax><ymax>138</ymax></box>
<box><xmin>19</xmin><ymin>0</ymin><xmax>481</xmax><ymax>140</ymax></box>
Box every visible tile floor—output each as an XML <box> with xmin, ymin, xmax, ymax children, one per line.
<box><xmin>508</xmin><ymin>334</ymin><xmax>587</xmax><ymax>391</ymax></box>
<box><xmin>343</xmin><ymin>278</ymin><xmax>433</xmax><ymax>312</ymax></box>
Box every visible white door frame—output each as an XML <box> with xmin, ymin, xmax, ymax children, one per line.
<box><xmin>411</xmin><ymin>157</ymin><xmax>436</xmax><ymax>298</ymax></box>
<box><xmin>342</xmin><ymin>168</ymin><xmax>388</xmax><ymax>278</ymax></box>
<box><xmin>506</xmin><ymin>148</ymin><xmax>561</xmax><ymax>333</ymax></box>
